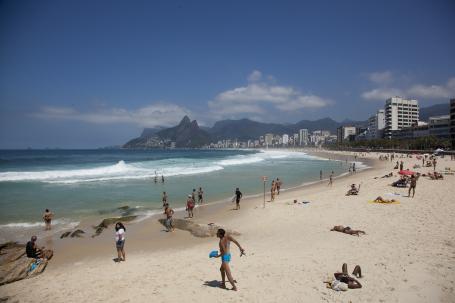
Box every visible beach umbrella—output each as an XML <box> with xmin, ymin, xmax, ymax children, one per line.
<box><xmin>435</xmin><ymin>148</ymin><xmax>444</xmax><ymax>153</ymax></box>
<box><xmin>399</xmin><ymin>169</ymin><xmax>416</xmax><ymax>176</ymax></box>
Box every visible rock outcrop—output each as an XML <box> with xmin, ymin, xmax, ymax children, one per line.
<box><xmin>92</xmin><ymin>216</ymin><xmax>137</xmax><ymax>237</ymax></box>
<box><xmin>158</xmin><ymin>219</ymin><xmax>240</xmax><ymax>238</ymax></box>
<box><xmin>0</xmin><ymin>242</ymin><xmax>51</xmax><ymax>286</ymax></box>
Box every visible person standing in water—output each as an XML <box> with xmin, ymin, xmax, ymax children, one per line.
<box><xmin>161</xmin><ymin>175</ymin><xmax>165</xmax><ymax>183</ymax></box>
<box><xmin>115</xmin><ymin>222</ymin><xmax>126</xmax><ymax>262</ymax></box>
<box><xmin>162</xmin><ymin>191</ymin><xmax>168</xmax><ymax>207</ymax></box>
<box><xmin>198</xmin><ymin>187</ymin><xmax>204</xmax><ymax>204</ymax></box>
<box><xmin>276</xmin><ymin>178</ymin><xmax>282</xmax><ymax>195</ymax></box>
<box><xmin>215</xmin><ymin>228</ymin><xmax>245</xmax><ymax>291</ymax></box>
<box><xmin>42</xmin><ymin>209</ymin><xmax>54</xmax><ymax>231</ymax></box>
<box><xmin>186</xmin><ymin>195</ymin><xmax>195</xmax><ymax>218</ymax></box>
<box><xmin>234</xmin><ymin>188</ymin><xmax>242</xmax><ymax>210</ymax></box>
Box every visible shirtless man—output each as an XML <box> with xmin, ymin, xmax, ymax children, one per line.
<box><xmin>164</xmin><ymin>204</ymin><xmax>174</xmax><ymax>232</ymax></box>
<box><xmin>215</xmin><ymin>228</ymin><xmax>245</xmax><ymax>291</ymax></box>
<box><xmin>42</xmin><ymin>209</ymin><xmax>54</xmax><ymax>230</ymax></box>
<box><xmin>198</xmin><ymin>187</ymin><xmax>204</xmax><ymax>204</ymax></box>
<box><xmin>276</xmin><ymin>178</ymin><xmax>282</xmax><ymax>195</ymax></box>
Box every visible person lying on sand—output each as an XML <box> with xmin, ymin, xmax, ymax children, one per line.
<box><xmin>374</xmin><ymin>196</ymin><xmax>397</xmax><ymax>203</ymax></box>
<box><xmin>331</xmin><ymin>225</ymin><xmax>365</xmax><ymax>236</ymax></box>
<box><xmin>376</xmin><ymin>172</ymin><xmax>393</xmax><ymax>179</ymax></box>
<box><xmin>346</xmin><ymin>184</ymin><xmax>359</xmax><ymax>196</ymax></box>
<box><xmin>325</xmin><ymin>263</ymin><xmax>362</xmax><ymax>290</ymax></box>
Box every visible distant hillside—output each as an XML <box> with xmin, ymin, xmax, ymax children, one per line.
<box><xmin>420</xmin><ymin>103</ymin><xmax>450</xmax><ymax>121</ymax></box>
<box><xmin>156</xmin><ymin>116</ymin><xmax>211</xmax><ymax>147</ymax></box>
<box><xmin>123</xmin><ymin>116</ymin><xmax>211</xmax><ymax>148</ymax></box>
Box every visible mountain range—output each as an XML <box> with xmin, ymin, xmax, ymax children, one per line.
<box><xmin>123</xmin><ymin>103</ymin><xmax>450</xmax><ymax>148</ymax></box>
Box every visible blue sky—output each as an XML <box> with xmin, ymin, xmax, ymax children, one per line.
<box><xmin>1</xmin><ymin>0</ymin><xmax>454</xmax><ymax>148</ymax></box>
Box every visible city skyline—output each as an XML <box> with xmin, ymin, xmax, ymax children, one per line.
<box><xmin>1</xmin><ymin>0</ymin><xmax>455</xmax><ymax>148</ymax></box>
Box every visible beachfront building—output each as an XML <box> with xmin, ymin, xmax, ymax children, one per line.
<box><xmin>392</xmin><ymin>121</ymin><xmax>429</xmax><ymax>139</ymax></box>
<box><xmin>299</xmin><ymin>129</ymin><xmax>308</xmax><ymax>146</ymax></box>
<box><xmin>429</xmin><ymin>115</ymin><xmax>450</xmax><ymax>138</ymax></box>
<box><xmin>367</xmin><ymin>109</ymin><xmax>385</xmax><ymax>139</ymax></box>
<box><xmin>265</xmin><ymin>133</ymin><xmax>273</xmax><ymax>147</ymax></box>
<box><xmin>337</xmin><ymin>126</ymin><xmax>356</xmax><ymax>143</ymax></box>
<box><xmin>451</xmin><ymin>99</ymin><xmax>455</xmax><ymax>149</ymax></box>
<box><xmin>282</xmin><ymin>134</ymin><xmax>289</xmax><ymax>146</ymax></box>
<box><xmin>384</xmin><ymin>97</ymin><xmax>419</xmax><ymax>139</ymax></box>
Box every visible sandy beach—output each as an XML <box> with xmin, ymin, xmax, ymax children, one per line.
<box><xmin>1</xmin><ymin>150</ymin><xmax>455</xmax><ymax>303</ymax></box>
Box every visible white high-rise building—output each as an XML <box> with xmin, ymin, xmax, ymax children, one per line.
<box><xmin>384</xmin><ymin>97</ymin><xmax>419</xmax><ymax>138</ymax></box>
<box><xmin>367</xmin><ymin>109</ymin><xmax>385</xmax><ymax>139</ymax></box>
<box><xmin>299</xmin><ymin>129</ymin><xmax>308</xmax><ymax>146</ymax></box>
<box><xmin>282</xmin><ymin>134</ymin><xmax>289</xmax><ymax>145</ymax></box>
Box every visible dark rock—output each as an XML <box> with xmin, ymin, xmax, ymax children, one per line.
<box><xmin>91</xmin><ymin>216</ymin><xmax>137</xmax><ymax>237</ymax></box>
<box><xmin>70</xmin><ymin>229</ymin><xmax>85</xmax><ymax>238</ymax></box>
<box><xmin>60</xmin><ymin>231</ymin><xmax>71</xmax><ymax>239</ymax></box>
<box><xmin>117</xmin><ymin>205</ymin><xmax>130</xmax><ymax>211</ymax></box>
<box><xmin>157</xmin><ymin>219</ymin><xmax>240</xmax><ymax>238</ymax></box>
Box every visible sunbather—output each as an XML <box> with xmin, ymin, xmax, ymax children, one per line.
<box><xmin>374</xmin><ymin>196</ymin><xmax>397</xmax><ymax>203</ymax></box>
<box><xmin>331</xmin><ymin>225</ymin><xmax>365</xmax><ymax>236</ymax></box>
<box><xmin>325</xmin><ymin>263</ymin><xmax>362</xmax><ymax>290</ymax></box>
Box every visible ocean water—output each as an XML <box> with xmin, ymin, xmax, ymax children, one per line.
<box><xmin>0</xmin><ymin>149</ymin><xmax>364</xmax><ymax>242</ymax></box>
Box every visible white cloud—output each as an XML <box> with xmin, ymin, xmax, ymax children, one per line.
<box><xmin>33</xmin><ymin>103</ymin><xmax>192</xmax><ymax>127</ymax></box>
<box><xmin>368</xmin><ymin>71</ymin><xmax>393</xmax><ymax>84</ymax></box>
<box><xmin>209</xmin><ymin>70</ymin><xmax>330</xmax><ymax>117</ymax></box>
<box><xmin>361</xmin><ymin>88</ymin><xmax>404</xmax><ymax>101</ymax></box>
<box><xmin>247</xmin><ymin>70</ymin><xmax>262</xmax><ymax>82</ymax></box>
<box><xmin>362</xmin><ymin>76</ymin><xmax>455</xmax><ymax>101</ymax></box>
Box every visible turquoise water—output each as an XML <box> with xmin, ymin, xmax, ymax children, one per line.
<box><xmin>0</xmin><ymin>149</ymin><xmax>358</xmax><ymax>242</ymax></box>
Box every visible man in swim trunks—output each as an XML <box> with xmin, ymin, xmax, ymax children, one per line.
<box><xmin>276</xmin><ymin>178</ymin><xmax>282</xmax><ymax>195</ymax></box>
<box><xmin>234</xmin><ymin>188</ymin><xmax>242</xmax><ymax>210</ymax></box>
<box><xmin>198</xmin><ymin>187</ymin><xmax>204</xmax><ymax>204</ymax></box>
<box><xmin>215</xmin><ymin>228</ymin><xmax>245</xmax><ymax>291</ymax></box>
<box><xmin>42</xmin><ymin>209</ymin><xmax>54</xmax><ymax>230</ymax></box>
<box><xmin>164</xmin><ymin>204</ymin><xmax>174</xmax><ymax>232</ymax></box>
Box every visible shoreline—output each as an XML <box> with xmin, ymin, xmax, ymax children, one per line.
<box><xmin>6</xmin><ymin>149</ymin><xmax>377</xmax><ymax>269</ymax></box>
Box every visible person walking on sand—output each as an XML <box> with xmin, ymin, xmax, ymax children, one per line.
<box><xmin>42</xmin><ymin>209</ymin><xmax>54</xmax><ymax>230</ymax></box>
<box><xmin>408</xmin><ymin>174</ymin><xmax>417</xmax><ymax>198</ymax></box>
<box><xmin>328</xmin><ymin>173</ymin><xmax>333</xmax><ymax>186</ymax></box>
<box><xmin>320</xmin><ymin>170</ymin><xmax>323</xmax><ymax>180</ymax></box>
<box><xmin>433</xmin><ymin>158</ymin><xmax>437</xmax><ymax>171</ymax></box>
<box><xmin>164</xmin><ymin>204</ymin><xmax>174</xmax><ymax>232</ymax></box>
<box><xmin>186</xmin><ymin>195</ymin><xmax>195</xmax><ymax>218</ymax></box>
<box><xmin>234</xmin><ymin>188</ymin><xmax>242</xmax><ymax>210</ymax></box>
<box><xmin>198</xmin><ymin>187</ymin><xmax>204</xmax><ymax>204</ymax></box>
<box><xmin>115</xmin><ymin>222</ymin><xmax>126</xmax><ymax>262</ymax></box>
<box><xmin>276</xmin><ymin>178</ymin><xmax>282</xmax><ymax>195</ymax></box>
<box><xmin>215</xmin><ymin>228</ymin><xmax>245</xmax><ymax>291</ymax></box>
<box><xmin>399</xmin><ymin>161</ymin><xmax>404</xmax><ymax>171</ymax></box>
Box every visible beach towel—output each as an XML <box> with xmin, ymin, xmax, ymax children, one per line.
<box><xmin>368</xmin><ymin>200</ymin><xmax>400</xmax><ymax>205</ymax></box>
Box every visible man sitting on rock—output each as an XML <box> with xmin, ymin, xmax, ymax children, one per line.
<box><xmin>26</xmin><ymin>236</ymin><xmax>43</xmax><ymax>259</ymax></box>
